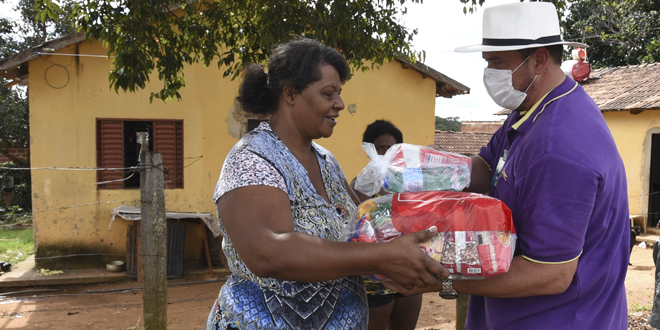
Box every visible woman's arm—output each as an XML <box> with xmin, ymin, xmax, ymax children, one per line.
<box><xmin>218</xmin><ymin>185</ymin><xmax>448</xmax><ymax>287</ymax></box>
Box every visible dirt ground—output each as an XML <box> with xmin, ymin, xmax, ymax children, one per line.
<box><xmin>0</xmin><ymin>244</ymin><xmax>656</xmax><ymax>330</ymax></box>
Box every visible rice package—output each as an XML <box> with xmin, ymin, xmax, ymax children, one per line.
<box><xmin>354</xmin><ymin>143</ymin><xmax>472</xmax><ymax>196</ymax></box>
<box><xmin>344</xmin><ymin>191</ymin><xmax>516</xmax><ymax>280</ymax></box>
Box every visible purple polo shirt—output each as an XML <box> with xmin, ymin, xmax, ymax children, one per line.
<box><xmin>467</xmin><ymin>77</ymin><xmax>629</xmax><ymax>330</ymax></box>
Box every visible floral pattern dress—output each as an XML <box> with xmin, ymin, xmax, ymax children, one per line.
<box><xmin>207</xmin><ymin>122</ymin><xmax>367</xmax><ymax>330</ymax></box>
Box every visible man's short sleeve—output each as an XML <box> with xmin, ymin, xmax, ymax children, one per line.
<box><xmin>213</xmin><ymin>149</ymin><xmax>286</xmax><ymax>203</ymax></box>
<box><xmin>516</xmin><ymin>153</ymin><xmax>598</xmax><ymax>263</ymax></box>
<box><xmin>478</xmin><ymin>124</ymin><xmax>508</xmax><ymax>169</ymax></box>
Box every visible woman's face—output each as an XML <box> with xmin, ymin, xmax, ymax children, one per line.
<box><xmin>373</xmin><ymin>133</ymin><xmax>397</xmax><ymax>155</ymax></box>
<box><xmin>292</xmin><ymin>64</ymin><xmax>345</xmax><ymax>139</ymax></box>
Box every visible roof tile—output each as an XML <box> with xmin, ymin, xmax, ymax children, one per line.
<box><xmin>433</xmin><ymin>131</ymin><xmax>494</xmax><ymax>156</ymax></box>
<box><xmin>582</xmin><ymin>63</ymin><xmax>660</xmax><ymax>111</ymax></box>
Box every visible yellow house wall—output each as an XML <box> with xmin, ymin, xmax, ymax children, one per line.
<box><xmin>602</xmin><ymin>110</ymin><xmax>660</xmax><ymax>221</ymax></box>
<box><xmin>28</xmin><ymin>39</ymin><xmax>438</xmax><ymax>266</ymax></box>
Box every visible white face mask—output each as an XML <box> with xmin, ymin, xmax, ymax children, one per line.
<box><xmin>483</xmin><ymin>54</ymin><xmax>537</xmax><ymax>110</ymax></box>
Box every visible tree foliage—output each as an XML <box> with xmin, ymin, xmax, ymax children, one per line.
<box><xmin>1</xmin><ymin>0</ymin><xmax>76</xmax><ymax>166</ymax></box>
<box><xmin>562</xmin><ymin>0</ymin><xmax>660</xmax><ymax>67</ymax></box>
<box><xmin>35</xmin><ymin>0</ymin><xmax>432</xmax><ymax>102</ymax></box>
<box><xmin>31</xmin><ymin>0</ymin><xmax>573</xmax><ymax>102</ymax></box>
<box><xmin>2</xmin><ymin>0</ymin><xmax>76</xmax><ymax>59</ymax></box>
<box><xmin>435</xmin><ymin>116</ymin><xmax>462</xmax><ymax>132</ymax></box>
<box><xmin>0</xmin><ymin>87</ymin><xmax>29</xmax><ymax>166</ymax></box>
<box><xmin>0</xmin><ymin>0</ymin><xmax>74</xmax><ymax>167</ymax></box>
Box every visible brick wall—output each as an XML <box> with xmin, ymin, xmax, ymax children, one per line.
<box><xmin>0</xmin><ymin>147</ymin><xmax>29</xmax><ymax>164</ymax></box>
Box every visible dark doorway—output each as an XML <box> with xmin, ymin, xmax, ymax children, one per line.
<box><xmin>124</xmin><ymin>121</ymin><xmax>153</xmax><ymax>188</ymax></box>
<box><xmin>648</xmin><ymin>134</ymin><xmax>660</xmax><ymax>227</ymax></box>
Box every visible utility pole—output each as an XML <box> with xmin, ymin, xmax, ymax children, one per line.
<box><xmin>140</xmin><ymin>137</ymin><xmax>168</xmax><ymax>330</ymax></box>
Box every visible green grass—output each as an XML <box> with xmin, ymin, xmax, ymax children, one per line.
<box><xmin>631</xmin><ymin>302</ymin><xmax>654</xmax><ymax>312</ymax></box>
<box><xmin>0</xmin><ymin>228</ymin><xmax>34</xmax><ymax>265</ymax></box>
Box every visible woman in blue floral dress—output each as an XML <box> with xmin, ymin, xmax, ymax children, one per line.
<box><xmin>206</xmin><ymin>38</ymin><xmax>448</xmax><ymax>330</ymax></box>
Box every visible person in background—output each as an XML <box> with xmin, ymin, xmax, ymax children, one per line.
<box><xmin>206</xmin><ymin>38</ymin><xmax>448</xmax><ymax>330</ymax></box>
<box><xmin>385</xmin><ymin>3</ymin><xmax>630</xmax><ymax>329</ymax></box>
<box><xmin>352</xmin><ymin>120</ymin><xmax>402</xmax><ymax>201</ymax></box>
<box><xmin>352</xmin><ymin>119</ymin><xmax>423</xmax><ymax>330</ymax></box>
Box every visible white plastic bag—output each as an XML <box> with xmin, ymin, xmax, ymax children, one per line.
<box><xmin>353</xmin><ymin>143</ymin><xmax>390</xmax><ymax>196</ymax></box>
<box><xmin>354</xmin><ymin>143</ymin><xmax>472</xmax><ymax>196</ymax></box>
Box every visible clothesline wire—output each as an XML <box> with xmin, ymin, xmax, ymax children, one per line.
<box><xmin>0</xmin><ymin>156</ymin><xmax>203</xmax><ymax>172</ymax></box>
<box><xmin>30</xmin><ymin>200</ymin><xmax>140</xmax><ymax>214</ymax></box>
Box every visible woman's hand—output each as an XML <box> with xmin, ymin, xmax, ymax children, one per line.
<box><xmin>377</xmin><ymin>226</ymin><xmax>449</xmax><ymax>290</ymax></box>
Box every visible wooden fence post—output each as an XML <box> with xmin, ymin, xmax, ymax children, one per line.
<box><xmin>140</xmin><ymin>150</ymin><xmax>168</xmax><ymax>330</ymax></box>
<box><xmin>456</xmin><ymin>293</ymin><xmax>469</xmax><ymax>330</ymax></box>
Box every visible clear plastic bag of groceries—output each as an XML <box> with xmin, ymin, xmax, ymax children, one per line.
<box><xmin>353</xmin><ymin>143</ymin><xmax>472</xmax><ymax>196</ymax></box>
<box><xmin>343</xmin><ymin>191</ymin><xmax>516</xmax><ymax>281</ymax></box>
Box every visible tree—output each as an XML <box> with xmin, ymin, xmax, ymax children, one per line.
<box><xmin>34</xmin><ymin>0</ymin><xmax>423</xmax><ymax>102</ymax></box>
<box><xmin>0</xmin><ymin>0</ymin><xmax>76</xmax><ymax>165</ymax></box>
<box><xmin>0</xmin><ymin>87</ymin><xmax>29</xmax><ymax>167</ymax></box>
<box><xmin>562</xmin><ymin>0</ymin><xmax>660</xmax><ymax>67</ymax></box>
<box><xmin>0</xmin><ymin>0</ymin><xmax>76</xmax><ymax>213</ymax></box>
<box><xmin>31</xmin><ymin>0</ymin><xmax>568</xmax><ymax>102</ymax></box>
<box><xmin>435</xmin><ymin>116</ymin><xmax>462</xmax><ymax>132</ymax></box>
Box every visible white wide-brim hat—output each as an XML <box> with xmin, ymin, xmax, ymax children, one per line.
<box><xmin>455</xmin><ymin>2</ymin><xmax>587</xmax><ymax>52</ymax></box>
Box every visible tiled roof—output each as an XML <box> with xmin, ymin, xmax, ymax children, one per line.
<box><xmin>396</xmin><ymin>57</ymin><xmax>470</xmax><ymax>98</ymax></box>
<box><xmin>581</xmin><ymin>63</ymin><xmax>660</xmax><ymax>111</ymax></box>
<box><xmin>433</xmin><ymin>131</ymin><xmax>494</xmax><ymax>156</ymax></box>
<box><xmin>494</xmin><ymin>108</ymin><xmax>512</xmax><ymax>116</ymax></box>
<box><xmin>461</xmin><ymin>121</ymin><xmax>505</xmax><ymax>134</ymax></box>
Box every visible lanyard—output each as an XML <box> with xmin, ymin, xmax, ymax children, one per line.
<box><xmin>491</xmin><ymin>149</ymin><xmax>508</xmax><ymax>188</ymax></box>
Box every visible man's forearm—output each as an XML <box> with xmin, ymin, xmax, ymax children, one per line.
<box><xmin>464</xmin><ymin>156</ymin><xmax>492</xmax><ymax>195</ymax></box>
<box><xmin>452</xmin><ymin>256</ymin><xmax>577</xmax><ymax>298</ymax></box>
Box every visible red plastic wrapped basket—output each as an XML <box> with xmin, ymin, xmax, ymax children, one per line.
<box><xmin>344</xmin><ymin>191</ymin><xmax>516</xmax><ymax>280</ymax></box>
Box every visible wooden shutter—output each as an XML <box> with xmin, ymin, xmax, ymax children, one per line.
<box><xmin>97</xmin><ymin>120</ymin><xmax>124</xmax><ymax>189</ymax></box>
<box><xmin>175</xmin><ymin>121</ymin><xmax>183</xmax><ymax>188</ymax></box>
<box><xmin>153</xmin><ymin>121</ymin><xmax>183</xmax><ymax>188</ymax></box>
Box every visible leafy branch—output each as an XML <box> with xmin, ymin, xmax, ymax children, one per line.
<box><xmin>35</xmin><ymin>0</ymin><xmax>430</xmax><ymax>102</ymax></box>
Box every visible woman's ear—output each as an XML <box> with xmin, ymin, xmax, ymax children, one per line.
<box><xmin>282</xmin><ymin>83</ymin><xmax>296</xmax><ymax>106</ymax></box>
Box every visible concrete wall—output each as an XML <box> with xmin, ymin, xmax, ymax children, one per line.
<box><xmin>602</xmin><ymin>110</ymin><xmax>660</xmax><ymax>225</ymax></box>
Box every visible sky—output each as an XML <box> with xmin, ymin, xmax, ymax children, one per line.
<box><xmin>0</xmin><ymin>0</ymin><xmax>523</xmax><ymax>121</ymax></box>
<box><xmin>401</xmin><ymin>0</ymin><xmax>525</xmax><ymax>122</ymax></box>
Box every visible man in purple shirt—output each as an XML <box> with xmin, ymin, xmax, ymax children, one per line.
<box><xmin>386</xmin><ymin>2</ymin><xmax>629</xmax><ymax>329</ymax></box>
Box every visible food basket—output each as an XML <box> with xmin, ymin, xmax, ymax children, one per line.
<box><xmin>344</xmin><ymin>191</ymin><xmax>516</xmax><ymax>280</ymax></box>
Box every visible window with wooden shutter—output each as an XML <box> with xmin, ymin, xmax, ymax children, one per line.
<box><xmin>96</xmin><ymin>120</ymin><xmax>124</xmax><ymax>189</ymax></box>
<box><xmin>153</xmin><ymin>121</ymin><xmax>183</xmax><ymax>188</ymax></box>
<box><xmin>97</xmin><ymin>119</ymin><xmax>183</xmax><ymax>189</ymax></box>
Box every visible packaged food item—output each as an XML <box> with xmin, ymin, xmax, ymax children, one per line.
<box><xmin>354</xmin><ymin>143</ymin><xmax>472</xmax><ymax>196</ymax></box>
<box><xmin>344</xmin><ymin>191</ymin><xmax>516</xmax><ymax>280</ymax></box>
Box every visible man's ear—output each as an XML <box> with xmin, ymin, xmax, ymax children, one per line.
<box><xmin>532</xmin><ymin>48</ymin><xmax>551</xmax><ymax>74</ymax></box>
<box><xmin>282</xmin><ymin>83</ymin><xmax>297</xmax><ymax>106</ymax></box>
